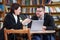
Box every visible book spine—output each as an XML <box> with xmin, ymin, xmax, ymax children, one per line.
<box><xmin>55</xmin><ymin>7</ymin><xmax>60</xmax><ymax>12</ymax></box>
<box><xmin>0</xmin><ymin>4</ymin><xmax>4</xmax><ymax>11</ymax></box>
<box><xmin>22</xmin><ymin>0</ymin><xmax>25</xmax><ymax>5</ymax></box>
<box><xmin>45</xmin><ymin>6</ymin><xmax>50</xmax><ymax>13</ymax></box>
<box><xmin>33</xmin><ymin>7</ymin><xmax>36</xmax><ymax>13</ymax></box>
<box><xmin>37</xmin><ymin>0</ymin><xmax>40</xmax><ymax>5</ymax></box>
<box><xmin>22</xmin><ymin>8</ymin><xmax>26</xmax><ymax>13</ymax></box>
<box><xmin>30</xmin><ymin>7</ymin><xmax>33</xmax><ymax>13</ymax></box>
<box><xmin>25</xmin><ymin>0</ymin><xmax>30</xmax><ymax>6</ymax></box>
<box><xmin>32</xmin><ymin>0</ymin><xmax>37</xmax><ymax>5</ymax></box>
<box><xmin>0</xmin><ymin>0</ymin><xmax>2</xmax><ymax>2</ymax></box>
<box><xmin>30</xmin><ymin>0</ymin><xmax>32</xmax><ymax>5</ymax></box>
<box><xmin>13</xmin><ymin>0</ymin><xmax>17</xmax><ymax>3</ymax></box>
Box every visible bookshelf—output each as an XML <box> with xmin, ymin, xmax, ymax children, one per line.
<box><xmin>45</xmin><ymin>4</ymin><xmax>60</xmax><ymax>25</ymax></box>
<box><xmin>5</xmin><ymin>0</ymin><xmax>17</xmax><ymax>5</ymax></box>
<box><xmin>0</xmin><ymin>0</ymin><xmax>60</xmax><ymax>39</ymax></box>
<box><xmin>17</xmin><ymin>0</ymin><xmax>60</xmax><ymax>26</ymax></box>
<box><xmin>0</xmin><ymin>0</ymin><xmax>60</xmax><ymax>27</ymax></box>
<box><xmin>0</xmin><ymin>0</ymin><xmax>5</xmax><ymax>29</ymax></box>
<box><xmin>2</xmin><ymin>0</ymin><xmax>60</xmax><ymax>24</ymax></box>
<box><xmin>45</xmin><ymin>1</ymin><xmax>60</xmax><ymax>40</ymax></box>
<box><xmin>17</xmin><ymin>0</ymin><xmax>44</xmax><ymax>15</ymax></box>
<box><xmin>4</xmin><ymin>0</ymin><xmax>17</xmax><ymax>15</ymax></box>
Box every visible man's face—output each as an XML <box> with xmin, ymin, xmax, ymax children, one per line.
<box><xmin>36</xmin><ymin>8</ymin><xmax>45</xmax><ymax>17</ymax></box>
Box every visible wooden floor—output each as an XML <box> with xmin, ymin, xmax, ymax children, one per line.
<box><xmin>56</xmin><ymin>37</ymin><xmax>60</xmax><ymax>39</ymax></box>
<box><xmin>56</xmin><ymin>37</ymin><xmax>60</xmax><ymax>40</ymax></box>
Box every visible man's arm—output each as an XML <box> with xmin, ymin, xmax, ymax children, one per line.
<box><xmin>46</xmin><ymin>15</ymin><xmax>56</xmax><ymax>30</ymax></box>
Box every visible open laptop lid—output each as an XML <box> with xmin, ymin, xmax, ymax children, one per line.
<box><xmin>30</xmin><ymin>20</ymin><xmax>44</xmax><ymax>31</ymax></box>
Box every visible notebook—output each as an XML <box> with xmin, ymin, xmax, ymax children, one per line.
<box><xmin>30</xmin><ymin>20</ymin><xmax>44</xmax><ymax>31</ymax></box>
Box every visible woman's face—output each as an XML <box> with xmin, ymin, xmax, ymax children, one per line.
<box><xmin>14</xmin><ymin>7</ymin><xmax>21</xmax><ymax>15</ymax></box>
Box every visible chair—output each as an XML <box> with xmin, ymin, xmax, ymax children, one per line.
<box><xmin>4</xmin><ymin>28</ymin><xmax>31</xmax><ymax>40</ymax></box>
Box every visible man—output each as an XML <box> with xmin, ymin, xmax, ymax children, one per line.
<box><xmin>28</xmin><ymin>6</ymin><xmax>55</xmax><ymax>30</ymax></box>
<box><xmin>26</xmin><ymin>6</ymin><xmax>55</xmax><ymax>40</ymax></box>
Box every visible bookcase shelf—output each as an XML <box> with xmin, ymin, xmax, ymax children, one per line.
<box><xmin>5</xmin><ymin>4</ymin><xmax>11</xmax><ymax>6</ymax></box>
<box><xmin>0</xmin><ymin>2</ymin><xmax>3</xmax><ymax>4</ymax></box>
<box><xmin>46</xmin><ymin>12</ymin><xmax>60</xmax><ymax>14</ymax></box>
<box><xmin>50</xmin><ymin>12</ymin><xmax>60</xmax><ymax>14</ymax></box>
<box><xmin>51</xmin><ymin>12</ymin><xmax>60</xmax><ymax>14</ymax></box>
<box><xmin>55</xmin><ymin>20</ymin><xmax>60</xmax><ymax>22</ymax></box>
<box><xmin>45</xmin><ymin>1</ymin><xmax>60</xmax><ymax>25</ymax></box>
<box><xmin>0</xmin><ymin>0</ymin><xmax>60</xmax><ymax>25</ymax></box>
<box><xmin>21</xmin><ymin>5</ymin><xmax>42</xmax><ymax>7</ymax></box>
<box><xmin>3</xmin><ymin>0</ymin><xmax>60</xmax><ymax>25</ymax></box>
<box><xmin>22</xmin><ymin>12</ymin><xmax>36</xmax><ymax>14</ymax></box>
<box><xmin>45</xmin><ymin>4</ymin><xmax>60</xmax><ymax>6</ymax></box>
<box><xmin>0</xmin><ymin>11</ymin><xmax>4</xmax><ymax>13</ymax></box>
<box><xmin>51</xmin><ymin>13</ymin><xmax>60</xmax><ymax>16</ymax></box>
<box><xmin>55</xmin><ymin>21</ymin><xmax>60</xmax><ymax>25</ymax></box>
<box><xmin>0</xmin><ymin>20</ymin><xmax>4</xmax><ymax>22</ymax></box>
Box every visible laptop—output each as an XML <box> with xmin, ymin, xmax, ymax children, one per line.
<box><xmin>30</xmin><ymin>20</ymin><xmax>44</xmax><ymax>32</ymax></box>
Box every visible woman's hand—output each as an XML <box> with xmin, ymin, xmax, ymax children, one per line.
<box><xmin>22</xmin><ymin>18</ymin><xmax>31</xmax><ymax>25</ymax></box>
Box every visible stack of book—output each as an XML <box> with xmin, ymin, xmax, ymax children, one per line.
<box><xmin>45</xmin><ymin>6</ymin><xmax>60</xmax><ymax>13</ymax></box>
<box><xmin>51</xmin><ymin>0</ymin><xmax>60</xmax><ymax>4</ymax></box>
<box><xmin>6</xmin><ymin>0</ymin><xmax>17</xmax><ymax>5</ymax></box>
<box><xmin>22</xmin><ymin>7</ymin><xmax>36</xmax><ymax>13</ymax></box>
<box><xmin>0</xmin><ymin>0</ymin><xmax>2</xmax><ymax>2</ymax></box>
<box><xmin>53</xmin><ymin>16</ymin><xmax>60</xmax><ymax>21</ymax></box>
<box><xmin>0</xmin><ymin>4</ymin><xmax>4</xmax><ymax>11</ymax></box>
<box><xmin>5</xmin><ymin>5</ymin><xmax>10</xmax><ymax>13</ymax></box>
<box><xmin>52</xmin><ymin>0</ymin><xmax>60</xmax><ymax>2</ymax></box>
<box><xmin>21</xmin><ymin>0</ymin><xmax>42</xmax><ymax>6</ymax></box>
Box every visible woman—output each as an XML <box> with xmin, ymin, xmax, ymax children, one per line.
<box><xmin>3</xmin><ymin>3</ymin><xmax>23</xmax><ymax>40</ymax></box>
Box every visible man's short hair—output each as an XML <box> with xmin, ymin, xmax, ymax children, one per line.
<box><xmin>37</xmin><ymin>5</ymin><xmax>45</xmax><ymax>10</ymax></box>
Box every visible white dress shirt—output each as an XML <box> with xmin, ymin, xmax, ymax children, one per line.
<box><xmin>13</xmin><ymin>14</ymin><xmax>18</xmax><ymax>23</ymax></box>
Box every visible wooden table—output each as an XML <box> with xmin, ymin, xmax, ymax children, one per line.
<box><xmin>4</xmin><ymin>26</ymin><xmax>56</xmax><ymax>40</ymax></box>
<box><xmin>4</xmin><ymin>28</ymin><xmax>31</xmax><ymax>40</ymax></box>
<box><xmin>30</xmin><ymin>30</ymin><xmax>55</xmax><ymax>34</ymax></box>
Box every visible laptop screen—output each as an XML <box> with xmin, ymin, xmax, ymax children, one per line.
<box><xmin>30</xmin><ymin>20</ymin><xmax>44</xmax><ymax>31</ymax></box>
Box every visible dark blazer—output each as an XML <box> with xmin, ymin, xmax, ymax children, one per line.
<box><xmin>28</xmin><ymin>13</ymin><xmax>55</xmax><ymax>30</ymax></box>
<box><xmin>0</xmin><ymin>12</ymin><xmax>23</xmax><ymax>40</ymax></box>
<box><xmin>3</xmin><ymin>12</ymin><xmax>23</xmax><ymax>29</ymax></box>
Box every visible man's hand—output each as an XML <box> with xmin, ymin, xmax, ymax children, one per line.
<box><xmin>42</xmin><ymin>26</ymin><xmax>46</xmax><ymax>31</ymax></box>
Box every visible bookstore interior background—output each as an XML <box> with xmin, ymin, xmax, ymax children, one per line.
<box><xmin>0</xmin><ymin>0</ymin><xmax>60</xmax><ymax>40</ymax></box>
